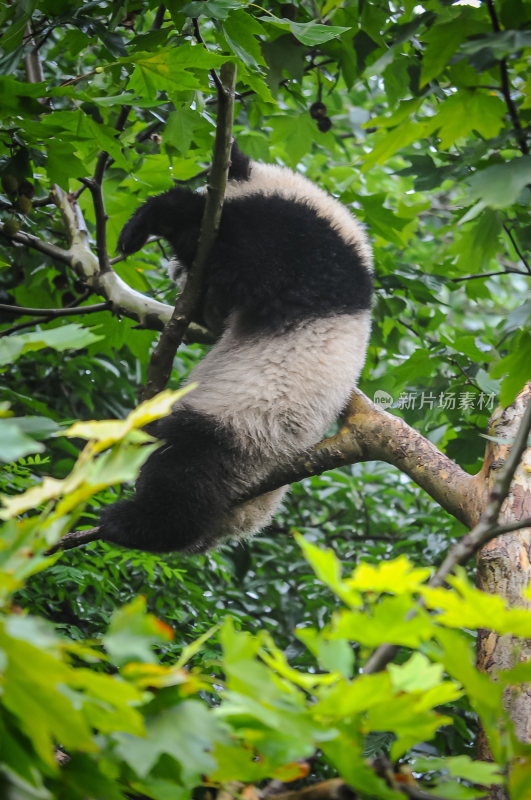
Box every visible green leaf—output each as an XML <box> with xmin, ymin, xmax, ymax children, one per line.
<box><xmin>412</xmin><ymin>755</ymin><xmax>503</xmax><ymax>785</ymax></box>
<box><xmin>164</xmin><ymin>108</ymin><xmax>200</xmax><ymax>155</ymax></box>
<box><xmin>357</xmin><ymin>194</ymin><xmax>411</xmax><ymax>245</ymax></box>
<box><xmin>0</xmin><ymin>418</ymin><xmax>45</xmax><ymax>462</ymax></box>
<box><xmin>222</xmin><ymin>11</ymin><xmax>266</xmax><ymax>68</ymax></box>
<box><xmin>420</xmin><ymin>18</ymin><xmax>473</xmax><ymax>87</ymax></box>
<box><xmin>433</xmin><ymin>91</ymin><xmax>506</xmax><ymax>149</ymax></box>
<box><xmin>295</xmin><ymin>627</ymin><xmax>354</xmax><ymax>677</ymax></box>
<box><xmin>270</xmin><ymin>114</ymin><xmax>315</xmax><ymax>167</ymax></box>
<box><xmin>0</xmin><ymin>324</ymin><xmax>103</xmax><ymax>366</ymax></box>
<box><xmin>0</xmin><ymin>622</ymin><xmax>96</xmax><ymax>766</ymax></box>
<box><xmin>295</xmin><ymin>534</ymin><xmax>361</xmax><ymax>607</ymax></box>
<box><xmin>322</xmin><ymin>738</ymin><xmax>402</xmax><ymax>800</ymax></box>
<box><xmin>449</xmin><ymin>209</ymin><xmax>502</xmax><ymax>273</ymax></box>
<box><xmin>388</xmin><ymin>653</ymin><xmax>444</xmax><ymax>692</ymax></box>
<box><xmin>467</xmin><ymin>156</ymin><xmax>531</xmax><ymax>209</ymax></box>
<box><xmin>460</xmin><ymin>29</ymin><xmax>531</xmax><ymax>60</ymax></box>
<box><xmin>180</xmin><ymin>0</ymin><xmax>241</xmax><ymax>20</ymax></box>
<box><xmin>423</xmin><ymin>572</ymin><xmax>531</xmax><ymax>637</ymax></box>
<box><xmin>333</xmin><ymin>596</ymin><xmax>435</xmax><ymax>649</ymax></box>
<box><xmin>349</xmin><ymin>555</ymin><xmax>432</xmax><ymax>593</ymax></box>
<box><xmin>258</xmin><ymin>15</ymin><xmax>350</xmax><ymax>45</ymax></box>
<box><xmin>103</xmin><ymin>596</ymin><xmax>174</xmax><ymax>667</ymax></box>
<box><xmin>490</xmin><ymin>330</ymin><xmax>531</xmax><ymax>406</ymax></box>
<box><xmin>115</xmin><ymin>700</ymin><xmax>218</xmax><ymax>781</ymax></box>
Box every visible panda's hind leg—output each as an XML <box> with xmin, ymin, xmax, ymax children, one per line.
<box><xmin>220</xmin><ymin>487</ymin><xmax>288</xmax><ymax>542</ymax></box>
<box><xmin>99</xmin><ymin>408</ymin><xmax>243</xmax><ymax>553</ymax></box>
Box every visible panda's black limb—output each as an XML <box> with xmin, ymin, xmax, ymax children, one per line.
<box><xmin>99</xmin><ymin>409</ymin><xmax>244</xmax><ymax>552</ymax></box>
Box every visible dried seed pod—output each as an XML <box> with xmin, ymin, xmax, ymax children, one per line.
<box><xmin>317</xmin><ymin>116</ymin><xmax>333</xmax><ymax>132</ymax></box>
<box><xmin>310</xmin><ymin>101</ymin><xmax>327</xmax><ymax>119</ymax></box>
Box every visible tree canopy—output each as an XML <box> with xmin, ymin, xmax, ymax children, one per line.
<box><xmin>0</xmin><ymin>0</ymin><xmax>530</xmax><ymax>798</ymax></box>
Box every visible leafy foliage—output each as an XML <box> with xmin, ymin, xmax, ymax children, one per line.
<box><xmin>0</xmin><ymin>0</ymin><xmax>530</xmax><ymax>797</ymax></box>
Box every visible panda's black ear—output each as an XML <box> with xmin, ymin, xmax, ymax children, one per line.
<box><xmin>228</xmin><ymin>141</ymin><xmax>251</xmax><ymax>181</ymax></box>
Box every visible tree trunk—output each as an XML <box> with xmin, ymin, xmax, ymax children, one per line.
<box><xmin>476</xmin><ymin>383</ymin><xmax>531</xmax><ymax>797</ymax></box>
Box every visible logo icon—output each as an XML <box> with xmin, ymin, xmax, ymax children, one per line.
<box><xmin>373</xmin><ymin>390</ymin><xmax>393</xmax><ymax>408</ymax></box>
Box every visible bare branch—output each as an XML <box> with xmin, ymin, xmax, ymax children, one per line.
<box><xmin>484</xmin><ymin>0</ymin><xmax>529</xmax><ymax>156</ymax></box>
<box><xmin>255</xmin><ymin>389</ymin><xmax>481</xmax><ymax>529</ymax></box>
<box><xmin>192</xmin><ymin>18</ymin><xmax>225</xmax><ymax>96</ymax></box>
<box><xmin>503</xmin><ymin>223</ymin><xmax>531</xmax><ymax>274</ymax></box>
<box><xmin>143</xmin><ymin>61</ymin><xmax>237</xmax><ymax>400</ymax></box>
<box><xmin>78</xmin><ymin>177</ymin><xmax>111</xmax><ymax>273</ymax></box>
<box><xmin>0</xmin><ymin>222</ymin><xmax>74</xmax><ymax>266</ymax></box>
<box><xmin>47</xmin><ymin>527</ymin><xmax>100</xmax><ymax>555</ymax></box>
<box><xmin>451</xmin><ymin>268</ymin><xmax>527</xmax><ymax>283</ymax></box>
<box><xmin>0</xmin><ymin>302</ymin><xmax>110</xmax><ymax>319</ymax></box>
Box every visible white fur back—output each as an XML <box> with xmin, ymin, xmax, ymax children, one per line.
<box><xmin>185</xmin><ymin>311</ymin><xmax>371</xmax><ymax>463</ymax></box>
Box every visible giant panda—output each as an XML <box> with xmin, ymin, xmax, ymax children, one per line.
<box><xmin>98</xmin><ymin>144</ymin><xmax>373</xmax><ymax>553</ymax></box>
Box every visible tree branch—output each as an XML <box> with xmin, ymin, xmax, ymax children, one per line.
<box><xmin>78</xmin><ymin>177</ymin><xmax>111</xmax><ymax>273</ymax></box>
<box><xmin>142</xmin><ymin>61</ymin><xmax>237</xmax><ymax>400</ymax></box>
<box><xmin>256</xmin><ymin>389</ymin><xmax>481</xmax><ymax>529</ymax></box>
<box><xmin>484</xmin><ymin>0</ymin><xmax>529</xmax><ymax>156</ymax></box>
<box><xmin>192</xmin><ymin>18</ymin><xmax>225</xmax><ymax>96</ymax></box>
<box><xmin>0</xmin><ymin>302</ymin><xmax>110</xmax><ymax>319</ymax></box>
<box><xmin>503</xmin><ymin>223</ymin><xmax>531</xmax><ymax>274</ymax></box>
<box><xmin>78</xmin><ymin>5</ymin><xmax>168</xmax><ymax>275</ymax></box>
<box><xmin>49</xmin><ymin>387</ymin><xmax>484</xmax><ymax>554</ymax></box>
<box><xmin>451</xmin><ymin>268</ymin><xmax>527</xmax><ymax>283</ymax></box>
<box><xmin>0</xmin><ymin>222</ymin><xmax>74</xmax><ymax>265</ymax></box>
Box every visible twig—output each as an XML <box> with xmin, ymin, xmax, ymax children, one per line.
<box><xmin>60</xmin><ymin>70</ymin><xmax>99</xmax><ymax>87</ymax></box>
<box><xmin>153</xmin><ymin>3</ymin><xmax>166</xmax><ymax>29</ymax></box>
<box><xmin>484</xmin><ymin>0</ymin><xmax>529</xmax><ymax>156</ymax></box>
<box><xmin>503</xmin><ymin>223</ymin><xmax>531</xmax><ymax>274</ymax></box>
<box><xmin>364</xmin><ymin>391</ymin><xmax>531</xmax><ymax>674</ymax></box>
<box><xmin>78</xmin><ymin>177</ymin><xmax>111</xmax><ymax>273</ymax></box>
<box><xmin>0</xmin><ymin>302</ymin><xmax>110</xmax><ymax>318</ymax></box>
<box><xmin>192</xmin><ymin>18</ymin><xmax>225</xmax><ymax>96</ymax></box>
<box><xmin>451</xmin><ymin>268</ymin><xmax>527</xmax><ymax>283</ymax></box>
<box><xmin>46</xmin><ymin>527</ymin><xmax>101</xmax><ymax>555</ymax></box>
<box><xmin>142</xmin><ymin>61</ymin><xmax>237</xmax><ymax>400</ymax></box>
<box><xmin>0</xmin><ymin>223</ymin><xmax>73</xmax><ymax>265</ymax></box>
<box><xmin>78</xmin><ymin>6</ymin><xmax>168</xmax><ymax>273</ymax></box>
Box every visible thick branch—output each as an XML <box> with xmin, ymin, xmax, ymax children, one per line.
<box><xmin>257</xmin><ymin>389</ymin><xmax>481</xmax><ymax>529</ymax></box>
<box><xmin>143</xmin><ymin>61</ymin><xmax>237</xmax><ymax>400</ymax></box>
<box><xmin>50</xmin><ymin>388</ymin><xmax>483</xmax><ymax>554</ymax></box>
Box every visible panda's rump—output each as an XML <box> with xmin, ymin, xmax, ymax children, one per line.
<box><xmin>183</xmin><ymin>310</ymin><xmax>371</xmax><ymax>460</ymax></box>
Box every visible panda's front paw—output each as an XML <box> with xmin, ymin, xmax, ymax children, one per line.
<box><xmin>117</xmin><ymin>208</ymin><xmax>152</xmax><ymax>255</ymax></box>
